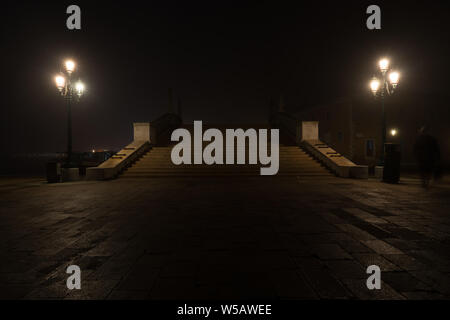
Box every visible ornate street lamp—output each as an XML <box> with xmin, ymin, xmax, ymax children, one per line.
<box><xmin>369</xmin><ymin>58</ymin><xmax>400</xmax><ymax>165</ymax></box>
<box><xmin>370</xmin><ymin>77</ymin><xmax>380</xmax><ymax>95</ymax></box>
<box><xmin>54</xmin><ymin>59</ymin><xmax>85</xmax><ymax>166</ymax></box>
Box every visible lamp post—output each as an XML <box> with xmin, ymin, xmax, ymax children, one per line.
<box><xmin>369</xmin><ymin>58</ymin><xmax>400</xmax><ymax>165</ymax></box>
<box><xmin>54</xmin><ymin>59</ymin><xmax>85</xmax><ymax>166</ymax></box>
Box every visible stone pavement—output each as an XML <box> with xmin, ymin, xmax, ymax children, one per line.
<box><xmin>1</xmin><ymin>175</ymin><xmax>450</xmax><ymax>300</ymax></box>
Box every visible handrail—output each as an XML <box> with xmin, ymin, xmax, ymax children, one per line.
<box><xmin>301</xmin><ymin>140</ymin><xmax>368</xmax><ymax>179</ymax></box>
<box><xmin>86</xmin><ymin>112</ymin><xmax>182</xmax><ymax>180</ymax></box>
<box><xmin>86</xmin><ymin>140</ymin><xmax>150</xmax><ymax>180</ymax></box>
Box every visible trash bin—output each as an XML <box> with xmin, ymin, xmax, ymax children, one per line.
<box><xmin>79</xmin><ymin>166</ymin><xmax>87</xmax><ymax>177</ymax></box>
<box><xmin>383</xmin><ymin>143</ymin><xmax>401</xmax><ymax>183</ymax></box>
<box><xmin>46</xmin><ymin>162</ymin><xmax>61</xmax><ymax>183</ymax></box>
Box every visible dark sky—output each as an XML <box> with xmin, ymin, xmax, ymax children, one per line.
<box><xmin>2</xmin><ymin>1</ymin><xmax>449</xmax><ymax>153</ymax></box>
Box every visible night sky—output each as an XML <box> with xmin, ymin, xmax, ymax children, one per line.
<box><xmin>2</xmin><ymin>1</ymin><xmax>449</xmax><ymax>153</ymax></box>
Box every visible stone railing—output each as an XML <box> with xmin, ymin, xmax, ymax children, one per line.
<box><xmin>270</xmin><ymin>112</ymin><xmax>368</xmax><ymax>179</ymax></box>
<box><xmin>85</xmin><ymin>113</ymin><xmax>182</xmax><ymax>180</ymax></box>
<box><xmin>301</xmin><ymin>139</ymin><xmax>368</xmax><ymax>179</ymax></box>
<box><xmin>86</xmin><ymin>140</ymin><xmax>150</xmax><ymax>180</ymax></box>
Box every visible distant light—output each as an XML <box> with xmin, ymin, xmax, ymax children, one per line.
<box><xmin>75</xmin><ymin>81</ymin><xmax>85</xmax><ymax>96</ymax></box>
<box><xmin>370</xmin><ymin>77</ymin><xmax>380</xmax><ymax>94</ymax></box>
<box><xmin>55</xmin><ymin>75</ymin><xmax>66</xmax><ymax>91</ymax></box>
<box><xmin>390</xmin><ymin>129</ymin><xmax>397</xmax><ymax>136</ymax></box>
<box><xmin>65</xmin><ymin>60</ymin><xmax>76</xmax><ymax>74</ymax></box>
<box><xmin>379</xmin><ymin>58</ymin><xmax>389</xmax><ymax>73</ymax></box>
<box><xmin>92</xmin><ymin>149</ymin><xmax>95</xmax><ymax>153</ymax></box>
<box><xmin>389</xmin><ymin>71</ymin><xmax>400</xmax><ymax>87</ymax></box>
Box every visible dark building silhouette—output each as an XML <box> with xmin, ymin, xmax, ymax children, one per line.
<box><xmin>294</xmin><ymin>93</ymin><xmax>450</xmax><ymax>171</ymax></box>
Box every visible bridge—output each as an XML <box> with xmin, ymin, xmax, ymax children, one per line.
<box><xmin>85</xmin><ymin>112</ymin><xmax>367</xmax><ymax>181</ymax></box>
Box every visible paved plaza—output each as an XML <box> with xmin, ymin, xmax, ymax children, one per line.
<box><xmin>1</xmin><ymin>175</ymin><xmax>450</xmax><ymax>300</ymax></box>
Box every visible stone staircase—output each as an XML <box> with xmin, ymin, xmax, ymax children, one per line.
<box><xmin>120</xmin><ymin>144</ymin><xmax>332</xmax><ymax>178</ymax></box>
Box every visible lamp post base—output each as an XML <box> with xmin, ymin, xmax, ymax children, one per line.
<box><xmin>374</xmin><ymin>166</ymin><xmax>384</xmax><ymax>179</ymax></box>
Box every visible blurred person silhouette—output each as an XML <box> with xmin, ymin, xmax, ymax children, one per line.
<box><xmin>413</xmin><ymin>125</ymin><xmax>441</xmax><ymax>188</ymax></box>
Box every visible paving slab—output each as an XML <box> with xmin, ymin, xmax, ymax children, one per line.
<box><xmin>1</xmin><ymin>176</ymin><xmax>450</xmax><ymax>299</ymax></box>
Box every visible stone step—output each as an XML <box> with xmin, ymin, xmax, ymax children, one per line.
<box><xmin>126</xmin><ymin>168</ymin><xmax>328</xmax><ymax>174</ymax></box>
<box><xmin>137</xmin><ymin>158</ymin><xmax>315</xmax><ymax>163</ymax></box>
<box><xmin>147</xmin><ymin>146</ymin><xmax>305</xmax><ymax>150</ymax></box>
<box><xmin>139</xmin><ymin>157</ymin><xmax>313</xmax><ymax>162</ymax></box>
<box><xmin>141</xmin><ymin>152</ymin><xmax>311</xmax><ymax>159</ymax></box>
<box><xmin>142</xmin><ymin>151</ymin><xmax>309</xmax><ymax>156</ymax></box>
<box><xmin>131</xmin><ymin>163</ymin><xmax>324</xmax><ymax>169</ymax></box>
<box><xmin>134</xmin><ymin>163</ymin><xmax>319</xmax><ymax>168</ymax></box>
<box><xmin>118</xmin><ymin>144</ymin><xmax>332</xmax><ymax>178</ymax></box>
<box><xmin>143</xmin><ymin>151</ymin><xmax>308</xmax><ymax>154</ymax></box>
<box><xmin>139</xmin><ymin>157</ymin><xmax>313</xmax><ymax>161</ymax></box>
<box><xmin>121</xmin><ymin>172</ymin><xmax>332</xmax><ymax>177</ymax></box>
